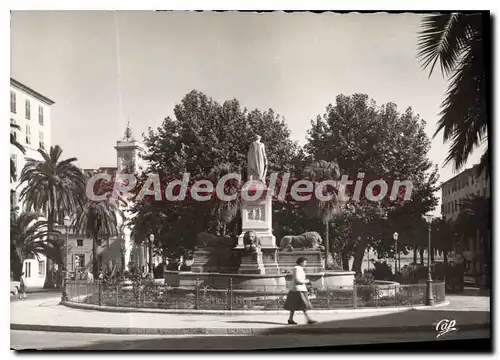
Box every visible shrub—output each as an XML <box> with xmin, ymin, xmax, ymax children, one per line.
<box><xmin>355</xmin><ymin>272</ymin><xmax>375</xmax><ymax>285</ymax></box>
<box><xmin>373</xmin><ymin>261</ymin><xmax>393</xmax><ymax>280</ymax></box>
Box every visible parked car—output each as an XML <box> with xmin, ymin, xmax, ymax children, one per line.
<box><xmin>10</xmin><ymin>280</ymin><xmax>20</xmax><ymax>295</ymax></box>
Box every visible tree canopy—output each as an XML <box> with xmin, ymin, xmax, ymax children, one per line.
<box><xmin>131</xmin><ymin>90</ymin><xmax>300</xmax><ymax>256</ymax></box>
<box><xmin>305</xmin><ymin>94</ymin><xmax>438</xmax><ymax>272</ymax></box>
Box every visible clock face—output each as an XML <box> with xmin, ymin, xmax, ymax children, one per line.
<box><xmin>122</xmin><ymin>154</ymin><xmax>130</xmax><ymax>162</ymax></box>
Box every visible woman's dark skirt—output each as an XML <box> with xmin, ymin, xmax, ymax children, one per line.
<box><xmin>283</xmin><ymin>290</ymin><xmax>313</xmax><ymax>311</ymax></box>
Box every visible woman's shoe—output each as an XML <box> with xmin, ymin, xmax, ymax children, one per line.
<box><xmin>307</xmin><ymin>319</ymin><xmax>318</xmax><ymax>325</ymax></box>
<box><xmin>287</xmin><ymin>319</ymin><xmax>298</xmax><ymax>325</ymax></box>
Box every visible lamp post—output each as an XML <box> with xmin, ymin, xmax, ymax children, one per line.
<box><xmin>149</xmin><ymin>234</ymin><xmax>154</xmax><ymax>275</ymax></box>
<box><xmin>423</xmin><ymin>214</ymin><xmax>434</xmax><ymax>305</ymax></box>
<box><xmin>393</xmin><ymin>232</ymin><xmax>399</xmax><ymax>274</ymax></box>
<box><xmin>61</xmin><ymin>215</ymin><xmax>71</xmax><ymax>302</ymax></box>
<box><xmin>120</xmin><ymin>242</ymin><xmax>126</xmax><ymax>271</ymax></box>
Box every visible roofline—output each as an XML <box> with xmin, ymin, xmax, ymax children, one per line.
<box><xmin>441</xmin><ymin>164</ymin><xmax>480</xmax><ymax>187</ymax></box>
<box><xmin>10</xmin><ymin>78</ymin><xmax>55</xmax><ymax>105</ymax></box>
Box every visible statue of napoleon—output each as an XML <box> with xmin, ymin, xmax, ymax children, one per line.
<box><xmin>247</xmin><ymin>135</ymin><xmax>268</xmax><ymax>183</ymax></box>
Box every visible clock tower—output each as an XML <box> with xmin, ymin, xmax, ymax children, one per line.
<box><xmin>114</xmin><ymin>121</ymin><xmax>146</xmax><ymax>270</ymax></box>
<box><xmin>114</xmin><ymin>121</ymin><xmax>145</xmax><ymax>174</ymax></box>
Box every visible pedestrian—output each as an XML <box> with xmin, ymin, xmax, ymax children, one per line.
<box><xmin>19</xmin><ymin>272</ymin><xmax>27</xmax><ymax>299</ymax></box>
<box><xmin>283</xmin><ymin>257</ymin><xmax>317</xmax><ymax>325</ymax></box>
<box><xmin>86</xmin><ymin>269</ymin><xmax>94</xmax><ymax>284</ymax></box>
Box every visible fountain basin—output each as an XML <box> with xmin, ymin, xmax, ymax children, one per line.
<box><xmin>165</xmin><ymin>271</ymin><xmax>287</xmax><ymax>292</ymax></box>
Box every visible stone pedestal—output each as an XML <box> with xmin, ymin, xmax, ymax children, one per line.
<box><xmin>236</xmin><ymin>181</ymin><xmax>280</xmax><ymax>274</ymax></box>
<box><xmin>236</xmin><ymin>181</ymin><xmax>276</xmax><ymax>248</ymax></box>
<box><xmin>238</xmin><ymin>251</ymin><xmax>265</xmax><ymax>275</ymax></box>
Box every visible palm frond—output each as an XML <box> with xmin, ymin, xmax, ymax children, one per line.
<box><xmin>418</xmin><ymin>13</ymin><xmax>486</xmax><ymax>172</ymax></box>
<box><xmin>417</xmin><ymin>14</ymin><xmax>472</xmax><ymax>77</ymax></box>
<box><xmin>10</xmin><ymin>212</ymin><xmax>51</xmax><ymax>261</ymax></box>
<box><xmin>435</xmin><ymin>35</ymin><xmax>486</xmax><ymax>170</ymax></box>
<box><xmin>477</xmin><ymin>148</ymin><xmax>490</xmax><ymax>177</ymax></box>
<box><xmin>18</xmin><ymin>145</ymin><xmax>85</xmax><ymax>219</ymax></box>
<box><xmin>304</xmin><ymin>160</ymin><xmax>344</xmax><ymax>223</ymax></box>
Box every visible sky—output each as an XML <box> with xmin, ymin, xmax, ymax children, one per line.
<box><xmin>10</xmin><ymin>11</ymin><xmax>486</xmax><ymax>215</ymax></box>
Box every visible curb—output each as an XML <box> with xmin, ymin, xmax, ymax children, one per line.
<box><xmin>10</xmin><ymin>322</ymin><xmax>490</xmax><ymax>335</ymax></box>
<box><xmin>61</xmin><ymin>300</ymin><xmax>450</xmax><ymax>315</ymax></box>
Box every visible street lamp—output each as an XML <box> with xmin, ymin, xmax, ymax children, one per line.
<box><xmin>393</xmin><ymin>232</ymin><xmax>399</xmax><ymax>274</ymax></box>
<box><xmin>120</xmin><ymin>241</ymin><xmax>126</xmax><ymax>271</ymax></box>
<box><xmin>61</xmin><ymin>215</ymin><xmax>71</xmax><ymax>302</ymax></box>
<box><xmin>423</xmin><ymin>213</ymin><xmax>434</xmax><ymax>305</ymax></box>
<box><xmin>149</xmin><ymin>234</ymin><xmax>154</xmax><ymax>275</ymax></box>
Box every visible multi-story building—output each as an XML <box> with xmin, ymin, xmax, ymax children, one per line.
<box><xmin>441</xmin><ymin>164</ymin><xmax>490</xmax><ymax>222</ymax></box>
<box><xmin>57</xmin><ymin>124</ymin><xmax>159</xmax><ymax>277</ymax></box>
<box><xmin>440</xmin><ymin>164</ymin><xmax>490</xmax><ymax>279</ymax></box>
<box><xmin>10</xmin><ymin>78</ymin><xmax>55</xmax><ymax>287</ymax></box>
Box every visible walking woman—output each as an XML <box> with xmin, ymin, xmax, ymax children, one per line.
<box><xmin>284</xmin><ymin>257</ymin><xmax>317</xmax><ymax>325</ymax></box>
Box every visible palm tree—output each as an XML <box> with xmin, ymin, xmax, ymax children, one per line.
<box><xmin>74</xmin><ymin>174</ymin><xmax>125</xmax><ymax>277</ymax></box>
<box><xmin>210</xmin><ymin>163</ymin><xmax>241</xmax><ymax>236</ymax></box>
<box><xmin>417</xmin><ymin>13</ymin><xmax>487</xmax><ymax>174</ymax></box>
<box><xmin>304</xmin><ymin>160</ymin><xmax>344</xmax><ymax>269</ymax></box>
<box><xmin>10</xmin><ymin>122</ymin><xmax>26</xmax><ymax>182</ymax></box>
<box><xmin>456</xmin><ymin>195</ymin><xmax>490</xmax><ymax>257</ymax></box>
<box><xmin>432</xmin><ymin>217</ymin><xmax>455</xmax><ymax>263</ymax></box>
<box><xmin>19</xmin><ymin>145</ymin><xmax>85</xmax><ymax>288</ymax></box>
<box><xmin>10</xmin><ymin>211</ymin><xmax>58</xmax><ymax>279</ymax></box>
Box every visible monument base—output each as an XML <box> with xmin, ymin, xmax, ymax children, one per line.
<box><xmin>238</xmin><ymin>251</ymin><xmax>265</xmax><ymax>275</ymax></box>
<box><xmin>191</xmin><ymin>248</ymin><xmax>239</xmax><ymax>274</ymax></box>
<box><xmin>234</xmin><ymin>247</ymin><xmax>281</xmax><ymax>275</ymax></box>
<box><xmin>237</xmin><ymin>181</ymin><xmax>276</xmax><ymax>248</ymax></box>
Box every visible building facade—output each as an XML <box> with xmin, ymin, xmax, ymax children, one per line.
<box><xmin>440</xmin><ymin>164</ymin><xmax>490</xmax><ymax>278</ymax></box>
<box><xmin>441</xmin><ymin>164</ymin><xmax>490</xmax><ymax>222</ymax></box>
<box><xmin>10</xmin><ymin>78</ymin><xmax>54</xmax><ymax>287</ymax></box>
<box><xmin>59</xmin><ymin>124</ymin><xmax>157</xmax><ymax>276</ymax></box>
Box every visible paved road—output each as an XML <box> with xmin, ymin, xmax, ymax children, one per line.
<box><xmin>11</xmin><ymin>329</ymin><xmax>490</xmax><ymax>350</ymax></box>
<box><xmin>10</xmin><ymin>290</ymin><xmax>60</xmax><ymax>303</ymax></box>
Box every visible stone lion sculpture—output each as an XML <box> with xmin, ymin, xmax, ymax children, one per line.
<box><xmin>279</xmin><ymin>231</ymin><xmax>324</xmax><ymax>252</ymax></box>
<box><xmin>196</xmin><ymin>232</ymin><xmax>235</xmax><ymax>249</ymax></box>
<box><xmin>243</xmin><ymin>230</ymin><xmax>262</xmax><ymax>253</ymax></box>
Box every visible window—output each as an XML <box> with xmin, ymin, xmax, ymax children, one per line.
<box><xmin>38</xmin><ymin>106</ymin><xmax>44</xmax><ymax>126</ymax></box>
<box><xmin>38</xmin><ymin>261</ymin><xmax>45</xmax><ymax>276</ymax></box>
<box><xmin>10</xmin><ymin>91</ymin><xmax>16</xmax><ymax>113</ymax></box>
<box><xmin>455</xmin><ymin>200</ymin><xmax>459</xmax><ymax>212</ymax></box>
<box><xmin>452</xmin><ymin>202</ymin><xmax>454</xmax><ymax>213</ymax></box>
<box><xmin>25</xmin><ymin>99</ymin><xmax>31</xmax><ymax>120</ymax></box>
<box><xmin>26</xmin><ymin>124</ymin><xmax>31</xmax><ymax>145</ymax></box>
<box><xmin>25</xmin><ymin>261</ymin><xmax>31</xmax><ymax>278</ymax></box>
<box><xmin>77</xmin><ymin>239</ymin><xmax>83</xmax><ymax>247</ymax></box>
<box><xmin>39</xmin><ymin>131</ymin><xmax>44</xmax><ymax>149</ymax></box>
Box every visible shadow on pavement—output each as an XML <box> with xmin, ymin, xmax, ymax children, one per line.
<box><xmin>225</xmin><ymin>320</ymin><xmax>286</xmax><ymax>325</ymax></box>
<box><xmin>448</xmin><ymin>291</ymin><xmax>490</xmax><ymax>297</ymax></box>
<box><xmin>33</xmin><ymin>309</ymin><xmax>490</xmax><ymax>351</ymax></box>
<box><xmin>265</xmin><ymin>309</ymin><xmax>490</xmax><ymax>335</ymax></box>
